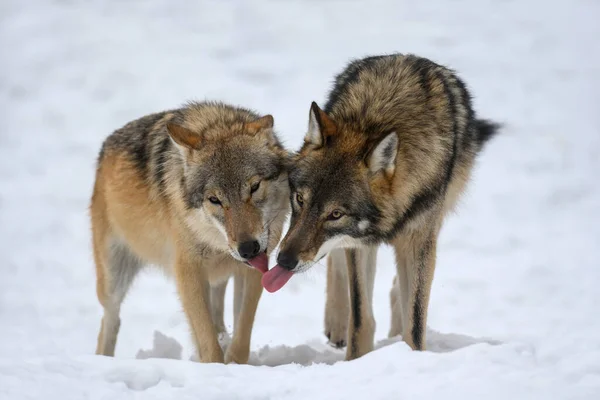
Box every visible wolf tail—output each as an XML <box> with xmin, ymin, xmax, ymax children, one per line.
<box><xmin>474</xmin><ymin>119</ymin><xmax>501</xmax><ymax>151</ymax></box>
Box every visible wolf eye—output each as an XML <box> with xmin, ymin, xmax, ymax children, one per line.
<box><xmin>295</xmin><ymin>192</ymin><xmax>304</xmax><ymax>207</ymax></box>
<box><xmin>250</xmin><ymin>182</ymin><xmax>260</xmax><ymax>194</ymax></box>
<box><xmin>208</xmin><ymin>196</ymin><xmax>221</xmax><ymax>205</ymax></box>
<box><xmin>328</xmin><ymin>210</ymin><xmax>344</xmax><ymax>221</ymax></box>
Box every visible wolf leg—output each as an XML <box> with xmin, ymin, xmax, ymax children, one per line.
<box><xmin>210</xmin><ymin>279</ymin><xmax>228</xmax><ymax>336</ymax></box>
<box><xmin>175</xmin><ymin>255</ymin><xmax>224</xmax><ymax>363</ymax></box>
<box><xmin>324</xmin><ymin>249</ymin><xmax>349</xmax><ymax>348</ymax></box>
<box><xmin>390</xmin><ymin>245</ymin><xmax>411</xmax><ymax>338</ymax></box>
<box><xmin>345</xmin><ymin>246</ymin><xmax>377</xmax><ymax>361</ymax></box>
<box><xmin>95</xmin><ymin>238</ymin><xmax>142</xmax><ymax>357</ymax></box>
<box><xmin>233</xmin><ymin>273</ymin><xmax>243</xmax><ymax>331</ymax></box>
<box><xmin>388</xmin><ymin>274</ymin><xmax>404</xmax><ymax>338</ymax></box>
<box><xmin>226</xmin><ymin>268</ymin><xmax>262</xmax><ymax>364</ymax></box>
<box><xmin>395</xmin><ymin>233</ymin><xmax>437</xmax><ymax>351</ymax></box>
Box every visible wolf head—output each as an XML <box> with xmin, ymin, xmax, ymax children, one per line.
<box><xmin>276</xmin><ymin>102</ymin><xmax>398</xmax><ymax>273</ymax></box>
<box><xmin>167</xmin><ymin>113</ymin><xmax>290</xmax><ymax>267</ymax></box>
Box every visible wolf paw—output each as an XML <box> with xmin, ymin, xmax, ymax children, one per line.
<box><xmin>325</xmin><ymin>315</ymin><xmax>348</xmax><ymax>349</ymax></box>
<box><xmin>224</xmin><ymin>342</ymin><xmax>249</xmax><ymax>365</ymax></box>
<box><xmin>326</xmin><ymin>331</ymin><xmax>347</xmax><ymax>349</ymax></box>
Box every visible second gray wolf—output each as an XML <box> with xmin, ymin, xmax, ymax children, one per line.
<box><xmin>262</xmin><ymin>54</ymin><xmax>500</xmax><ymax>360</ymax></box>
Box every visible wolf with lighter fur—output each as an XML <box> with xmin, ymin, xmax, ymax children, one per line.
<box><xmin>262</xmin><ymin>54</ymin><xmax>500</xmax><ymax>361</ymax></box>
<box><xmin>91</xmin><ymin>101</ymin><xmax>289</xmax><ymax>363</ymax></box>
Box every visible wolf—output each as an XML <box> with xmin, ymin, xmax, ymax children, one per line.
<box><xmin>262</xmin><ymin>54</ymin><xmax>500</xmax><ymax>361</ymax></box>
<box><xmin>90</xmin><ymin>101</ymin><xmax>290</xmax><ymax>363</ymax></box>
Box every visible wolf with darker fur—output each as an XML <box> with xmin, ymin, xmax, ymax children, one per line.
<box><xmin>263</xmin><ymin>54</ymin><xmax>500</xmax><ymax>360</ymax></box>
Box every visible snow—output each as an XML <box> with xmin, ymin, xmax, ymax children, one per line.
<box><xmin>1</xmin><ymin>0</ymin><xmax>599</xmax><ymax>399</ymax></box>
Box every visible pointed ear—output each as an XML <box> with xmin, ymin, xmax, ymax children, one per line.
<box><xmin>245</xmin><ymin>115</ymin><xmax>278</xmax><ymax>146</ymax></box>
<box><xmin>368</xmin><ymin>132</ymin><xmax>398</xmax><ymax>176</ymax></box>
<box><xmin>305</xmin><ymin>102</ymin><xmax>337</xmax><ymax>147</ymax></box>
<box><xmin>166</xmin><ymin>123</ymin><xmax>202</xmax><ymax>150</ymax></box>
<box><xmin>245</xmin><ymin>114</ymin><xmax>274</xmax><ymax>135</ymax></box>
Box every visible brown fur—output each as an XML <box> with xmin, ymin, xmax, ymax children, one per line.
<box><xmin>275</xmin><ymin>54</ymin><xmax>499</xmax><ymax>360</ymax></box>
<box><xmin>91</xmin><ymin>101</ymin><xmax>290</xmax><ymax>363</ymax></box>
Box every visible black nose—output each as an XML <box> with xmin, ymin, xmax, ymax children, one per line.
<box><xmin>277</xmin><ymin>252</ymin><xmax>298</xmax><ymax>270</ymax></box>
<box><xmin>238</xmin><ymin>240</ymin><xmax>260</xmax><ymax>260</ymax></box>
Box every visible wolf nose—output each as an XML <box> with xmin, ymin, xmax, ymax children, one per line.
<box><xmin>277</xmin><ymin>252</ymin><xmax>298</xmax><ymax>271</ymax></box>
<box><xmin>239</xmin><ymin>240</ymin><xmax>260</xmax><ymax>260</ymax></box>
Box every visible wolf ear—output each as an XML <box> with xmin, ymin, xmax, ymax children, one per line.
<box><xmin>166</xmin><ymin>123</ymin><xmax>202</xmax><ymax>151</ymax></box>
<box><xmin>305</xmin><ymin>102</ymin><xmax>337</xmax><ymax>147</ymax></box>
<box><xmin>246</xmin><ymin>115</ymin><xmax>274</xmax><ymax>134</ymax></box>
<box><xmin>245</xmin><ymin>115</ymin><xmax>277</xmax><ymax>145</ymax></box>
<box><xmin>368</xmin><ymin>132</ymin><xmax>398</xmax><ymax>176</ymax></box>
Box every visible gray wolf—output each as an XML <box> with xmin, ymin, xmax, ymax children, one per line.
<box><xmin>91</xmin><ymin>101</ymin><xmax>290</xmax><ymax>363</ymax></box>
<box><xmin>262</xmin><ymin>54</ymin><xmax>500</xmax><ymax>360</ymax></box>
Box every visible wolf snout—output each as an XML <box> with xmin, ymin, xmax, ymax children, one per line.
<box><xmin>276</xmin><ymin>251</ymin><xmax>298</xmax><ymax>271</ymax></box>
<box><xmin>238</xmin><ymin>240</ymin><xmax>261</xmax><ymax>260</ymax></box>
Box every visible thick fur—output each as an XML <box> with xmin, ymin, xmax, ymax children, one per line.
<box><xmin>276</xmin><ymin>54</ymin><xmax>499</xmax><ymax>360</ymax></box>
<box><xmin>91</xmin><ymin>101</ymin><xmax>290</xmax><ymax>363</ymax></box>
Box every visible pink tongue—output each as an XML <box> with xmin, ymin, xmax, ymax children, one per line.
<box><xmin>261</xmin><ymin>265</ymin><xmax>294</xmax><ymax>293</ymax></box>
<box><xmin>247</xmin><ymin>252</ymin><xmax>269</xmax><ymax>274</ymax></box>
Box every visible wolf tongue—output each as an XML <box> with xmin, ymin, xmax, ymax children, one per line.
<box><xmin>261</xmin><ymin>265</ymin><xmax>294</xmax><ymax>293</ymax></box>
<box><xmin>247</xmin><ymin>252</ymin><xmax>269</xmax><ymax>274</ymax></box>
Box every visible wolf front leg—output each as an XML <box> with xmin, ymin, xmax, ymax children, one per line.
<box><xmin>388</xmin><ymin>274</ymin><xmax>403</xmax><ymax>338</ymax></box>
<box><xmin>225</xmin><ymin>268</ymin><xmax>263</xmax><ymax>364</ymax></box>
<box><xmin>210</xmin><ymin>279</ymin><xmax>228</xmax><ymax>336</ymax></box>
<box><xmin>393</xmin><ymin>232</ymin><xmax>437</xmax><ymax>351</ymax></box>
<box><xmin>233</xmin><ymin>273</ymin><xmax>244</xmax><ymax>331</ymax></box>
<box><xmin>324</xmin><ymin>249</ymin><xmax>349</xmax><ymax>348</ymax></box>
<box><xmin>344</xmin><ymin>246</ymin><xmax>377</xmax><ymax>361</ymax></box>
<box><xmin>174</xmin><ymin>254</ymin><xmax>224</xmax><ymax>363</ymax></box>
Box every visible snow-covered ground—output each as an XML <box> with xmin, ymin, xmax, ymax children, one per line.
<box><xmin>1</xmin><ymin>0</ymin><xmax>599</xmax><ymax>398</ymax></box>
